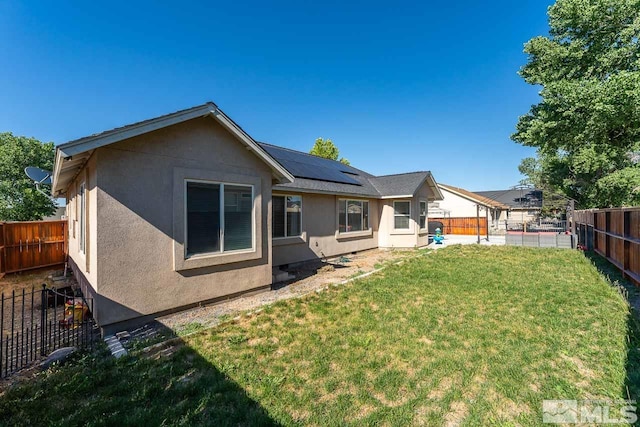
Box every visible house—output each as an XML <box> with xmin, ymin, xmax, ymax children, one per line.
<box><xmin>476</xmin><ymin>188</ymin><xmax>543</xmax><ymax>227</ymax></box>
<box><xmin>51</xmin><ymin>102</ymin><xmax>443</xmax><ymax>333</ymax></box>
<box><xmin>433</xmin><ymin>184</ymin><xmax>510</xmax><ymax>231</ymax></box>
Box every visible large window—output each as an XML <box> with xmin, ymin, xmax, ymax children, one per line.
<box><xmin>393</xmin><ymin>201</ymin><xmax>411</xmax><ymax>229</ymax></box>
<box><xmin>78</xmin><ymin>182</ymin><xmax>86</xmax><ymax>253</ymax></box>
<box><xmin>186</xmin><ymin>181</ymin><xmax>253</xmax><ymax>257</ymax></box>
<box><xmin>339</xmin><ymin>200</ymin><xmax>369</xmax><ymax>233</ymax></box>
<box><xmin>273</xmin><ymin>195</ymin><xmax>302</xmax><ymax>238</ymax></box>
<box><xmin>419</xmin><ymin>201</ymin><xmax>427</xmax><ymax>229</ymax></box>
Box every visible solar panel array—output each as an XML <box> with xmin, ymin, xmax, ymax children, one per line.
<box><xmin>260</xmin><ymin>144</ymin><xmax>362</xmax><ymax>186</ymax></box>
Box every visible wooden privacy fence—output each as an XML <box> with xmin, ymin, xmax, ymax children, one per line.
<box><xmin>430</xmin><ymin>217</ymin><xmax>488</xmax><ymax>236</ymax></box>
<box><xmin>574</xmin><ymin>208</ymin><xmax>640</xmax><ymax>286</ymax></box>
<box><xmin>0</xmin><ymin>221</ymin><xmax>67</xmax><ymax>274</ymax></box>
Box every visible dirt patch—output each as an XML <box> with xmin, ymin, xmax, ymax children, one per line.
<box><xmin>560</xmin><ymin>354</ymin><xmax>597</xmax><ymax>381</ymax></box>
<box><xmin>444</xmin><ymin>400</ymin><xmax>468</xmax><ymax>427</ymax></box>
<box><xmin>0</xmin><ymin>268</ymin><xmax>61</xmax><ymax>293</ymax></box>
<box><xmin>149</xmin><ymin>249</ymin><xmax>422</xmax><ymax>334</ymax></box>
<box><xmin>428</xmin><ymin>377</ymin><xmax>454</xmax><ymax>400</ymax></box>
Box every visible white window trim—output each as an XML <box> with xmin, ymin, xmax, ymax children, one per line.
<box><xmin>184</xmin><ymin>179</ymin><xmax>256</xmax><ymax>259</ymax></box>
<box><xmin>419</xmin><ymin>200</ymin><xmax>428</xmax><ymax>231</ymax></box>
<box><xmin>272</xmin><ymin>194</ymin><xmax>303</xmax><ymax>240</ymax></box>
<box><xmin>78</xmin><ymin>181</ymin><xmax>86</xmax><ymax>255</ymax></box>
<box><xmin>338</xmin><ymin>199</ymin><xmax>370</xmax><ymax>235</ymax></box>
<box><xmin>393</xmin><ymin>200</ymin><xmax>412</xmax><ymax>230</ymax></box>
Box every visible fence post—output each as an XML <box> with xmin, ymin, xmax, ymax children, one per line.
<box><xmin>40</xmin><ymin>284</ymin><xmax>46</xmax><ymax>356</ymax></box>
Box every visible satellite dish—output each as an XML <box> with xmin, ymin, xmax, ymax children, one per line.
<box><xmin>25</xmin><ymin>167</ymin><xmax>52</xmax><ymax>185</ymax></box>
<box><xmin>25</xmin><ymin>166</ymin><xmax>55</xmax><ymax>199</ymax></box>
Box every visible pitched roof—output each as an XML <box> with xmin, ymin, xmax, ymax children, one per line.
<box><xmin>51</xmin><ymin>102</ymin><xmax>443</xmax><ymax>200</ymax></box>
<box><xmin>260</xmin><ymin>143</ymin><xmax>442</xmax><ymax>199</ymax></box>
<box><xmin>438</xmin><ymin>184</ymin><xmax>510</xmax><ymax>209</ymax></box>
<box><xmin>51</xmin><ymin>103</ymin><xmax>294</xmax><ymax>195</ymax></box>
<box><xmin>476</xmin><ymin>189</ymin><xmax>543</xmax><ymax>209</ymax></box>
<box><xmin>371</xmin><ymin>172</ymin><xmax>435</xmax><ymax>197</ymax></box>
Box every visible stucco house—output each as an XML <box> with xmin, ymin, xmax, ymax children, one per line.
<box><xmin>51</xmin><ymin>102</ymin><xmax>443</xmax><ymax>333</ymax></box>
<box><xmin>433</xmin><ymin>184</ymin><xmax>510</xmax><ymax>231</ymax></box>
<box><xmin>476</xmin><ymin>188</ymin><xmax>543</xmax><ymax>227</ymax></box>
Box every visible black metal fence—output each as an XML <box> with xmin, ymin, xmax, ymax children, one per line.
<box><xmin>0</xmin><ymin>285</ymin><xmax>97</xmax><ymax>378</ymax></box>
<box><xmin>504</xmin><ymin>219</ymin><xmax>569</xmax><ymax>233</ymax></box>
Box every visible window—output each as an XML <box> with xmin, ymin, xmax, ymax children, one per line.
<box><xmin>78</xmin><ymin>182</ymin><xmax>86</xmax><ymax>253</ymax></box>
<box><xmin>393</xmin><ymin>201</ymin><xmax>411</xmax><ymax>229</ymax></box>
<box><xmin>273</xmin><ymin>195</ymin><xmax>302</xmax><ymax>238</ymax></box>
<box><xmin>186</xmin><ymin>181</ymin><xmax>253</xmax><ymax>257</ymax></box>
<box><xmin>419</xmin><ymin>201</ymin><xmax>427</xmax><ymax>229</ymax></box>
<box><xmin>339</xmin><ymin>200</ymin><xmax>369</xmax><ymax>233</ymax></box>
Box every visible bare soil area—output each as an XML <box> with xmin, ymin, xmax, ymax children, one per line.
<box><xmin>146</xmin><ymin>249</ymin><xmax>421</xmax><ymax>336</ymax></box>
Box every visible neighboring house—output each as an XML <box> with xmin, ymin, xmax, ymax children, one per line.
<box><xmin>51</xmin><ymin>102</ymin><xmax>443</xmax><ymax>333</ymax></box>
<box><xmin>476</xmin><ymin>188</ymin><xmax>543</xmax><ymax>226</ymax></box>
<box><xmin>434</xmin><ymin>184</ymin><xmax>510</xmax><ymax>230</ymax></box>
<box><xmin>43</xmin><ymin>206</ymin><xmax>67</xmax><ymax>221</ymax></box>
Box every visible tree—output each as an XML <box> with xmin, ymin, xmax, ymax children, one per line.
<box><xmin>512</xmin><ymin>0</ymin><xmax>640</xmax><ymax>208</ymax></box>
<box><xmin>0</xmin><ymin>132</ymin><xmax>57</xmax><ymax>221</ymax></box>
<box><xmin>518</xmin><ymin>156</ymin><xmax>574</xmax><ymax>216</ymax></box>
<box><xmin>309</xmin><ymin>137</ymin><xmax>350</xmax><ymax>165</ymax></box>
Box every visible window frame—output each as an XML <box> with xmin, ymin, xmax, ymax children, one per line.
<box><xmin>272</xmin><ymin>194</ymin><xmax>303</xmax><ymax>239</ymax></box>
<box><xmin>393</xmin><ymin>200</ymin><xmax>411</xmax><ymax>230</ymax></box>
<box><xmin>419</xmin><ymin>200</ymin><xmax>427</xmax><ymax>230</ymax></box>
<box><xmin>338</xmin><ymin>198</ymin><xmax>370</xmax><ymax>234</ymax></box>
<box><xmin>184</xmin><ymin>179</ymin><xmax>255</xmax><ymax>259</ymax></box>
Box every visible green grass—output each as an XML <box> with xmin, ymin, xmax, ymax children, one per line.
<box><xmin>0</xmin><ymin>245</ymin><xmax>636</xmax><ymax>426</ymax></box>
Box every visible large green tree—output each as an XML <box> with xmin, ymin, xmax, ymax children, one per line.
<box><xmin>0</xmin><ymin>132</ymin><xmax>57</xmax><ymax>221</ymax></box>
<box><xmin>513</xmin><ymin>0</ymin><xmax>640</xmax><ymax>208</ymax></box>
<box><xmin>309</xmin><ymin>137</ymin><xmax>350</xmax><ymax>165</ymax></box>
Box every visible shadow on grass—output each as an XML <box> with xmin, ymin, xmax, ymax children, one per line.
<box><xmin>0</xmin><ymin>334</ymin><xmax>281</xmax><ymax>426</ymax></box>
<box><xmin>584</xmin><ymin>251</ymin><xmax>640</xmax><ymax>401</ymax></box>
<box><xmin>272</xmin><ymin>259</ymin><xmax>349</xmax><ymax>291</ymax></box>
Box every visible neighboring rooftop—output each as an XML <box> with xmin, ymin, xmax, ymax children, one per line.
<box><xmin>476</xmin><ymin>189</ymin><xmax>543</xmax><ymax>209</ymax></box>
<box><xmin>438</xmin><ymin>184</ymin><xmax>510</xmax><ymax>209</ymax></box>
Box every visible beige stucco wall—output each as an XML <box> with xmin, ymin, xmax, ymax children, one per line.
<box><xmin>68</xmin><ymin>117</ymin><xmax>274</xmax><ymax>328</ymax></box>
<box><xmin>272</xmin><ymin>192</ymin><xmax>379</xmax><ymax>266</ymax></box>
<box><xmin>436</xmin><ymin>188</ymin><xmax>482</xmax><ymax>218</ymax></box>
<box><xmin>378</xmin><ymin>181</ymin><xmax>433</xmax><ymax>249</ymax></box>
<box><xmin>67</xmin><ymin>153</ymin><xmax>98</xmax><ymax>291</ymax></box>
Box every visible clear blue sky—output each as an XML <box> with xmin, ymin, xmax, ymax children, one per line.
<box><xmin>0</xmin><ymin>1</ymin><xmax>553</xmax><ymax>191</ymax></box>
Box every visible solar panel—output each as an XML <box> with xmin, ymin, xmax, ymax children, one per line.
<box><xmin>260</xmin><ymin>144</ymin><xmax>362</xmax><ymax>185</ymax></box>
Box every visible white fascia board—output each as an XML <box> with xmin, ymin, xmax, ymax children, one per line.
<box><xmin>58</xmin><ymin>105</ymin><xmax>216</xmax><ymax>157</ymax></box>
<box><xmin>438</xmin><ymin>184</ymin><xmax>493</xmax><ymax>207</ymax></box>
<box><xmin>380</xmin><ymin>195</ymin><xmax>413</xmax><ymax>199</ymax></box>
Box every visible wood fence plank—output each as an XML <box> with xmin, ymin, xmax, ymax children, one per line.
<box><xmin>429</xmin><ymin>217</ymin><xmax>488</xmax><ymax>235</ymax></box>
<box><xmin>0</xmin><ymin>221</ymin><xmax>67</xmax><ymax>274</ymax></box>
<box><xmin>575</xmin><ymin>207</ymin><xmax>640</xmax><ymax>286</ymax></box>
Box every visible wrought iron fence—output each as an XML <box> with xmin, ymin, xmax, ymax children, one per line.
<box><xmin>0</xmin><ymin>284</ymin><xmax>97</xmax><ymax>378</ymax></box>
<box><xmin>505</xmin><ymin>219</ymin><xmax>568</xmax><ymax>233</ymax></box>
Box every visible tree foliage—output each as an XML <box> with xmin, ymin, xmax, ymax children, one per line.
<box><xmin>0</xmin><ymin>132</ymin><xmax>57</xmax><ymax>221</ymax></box>
<box><xmin>513</xmin><ymin>0</ymin><xmax>640</xmax><ymax>208</ymax></box>
<box><xmin>309</xmin><ymin>137</ymin><xmax>350</xmax><ymax>165</ymax></box>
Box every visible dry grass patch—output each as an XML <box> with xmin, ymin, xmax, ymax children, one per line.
<box><xmin>0</xmin><ymin>246</ymin><xmax>637</xmax><ymax>426</ymax></box>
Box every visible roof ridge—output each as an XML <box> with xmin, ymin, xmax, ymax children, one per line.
<box><xmin>374</xmin><ymin>171</ymin><xmax>429</xmax><ymax>178</ymax></box>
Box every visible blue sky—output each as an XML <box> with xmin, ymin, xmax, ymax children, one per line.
<box><xmin>0</xmin><ymin>1</ymin><xmax>553</xmax><ymax>191</ymax></box>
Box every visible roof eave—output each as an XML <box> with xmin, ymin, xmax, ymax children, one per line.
<box><xmin>51</xmin><ymin>103</ymin><xmax>294</xmax><ymax>195</ymax></box>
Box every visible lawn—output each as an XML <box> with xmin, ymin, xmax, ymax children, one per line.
<box><xmin>0</xmin><ymin>245</ymin><xmax>637</xmax><ymax>426</ymax></box>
